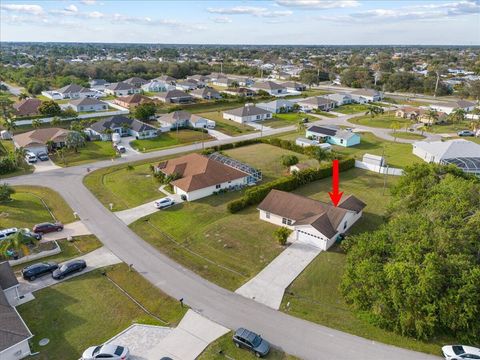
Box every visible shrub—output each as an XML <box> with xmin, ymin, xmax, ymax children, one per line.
<box><xmin>0</xmin><ymin>183</ymin><xmax>15</xmax><ymax>202</ymax></box>
<box><xmin>0</xmin><ymin>157</ymin><xmax>17</xmax><ymax>175</ymax></box>
<box><xmin>281</xmin><ymin>154</ymin><xmax>299</xmax><ymax>167</ymax></box>
<box><xmin>274</xmin><ymin>227</ymin><xmax>292</xmax><ymax>245</ymax></box>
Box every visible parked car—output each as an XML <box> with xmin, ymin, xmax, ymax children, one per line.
<box><xmin>25</xmin><ymin>151</ymin><xmax>37</xmax><ymax>164</ymax></box>
<box><xmin>457</xmin><ymin>130</ymin><xmax>475</xmax><ymax>137</ymax></box>
<box><xmin>442</xmin><ymin>345</ymin><xmax>480</xmax><ymax>359</ymax></box>
<box><xmin>82</xmin><ymin>344</ymin><xmax>130</xmax><ymax>360</ymax></box>
<box><xmin>32</xmin><ymin>222</ymin><xmax>64</xmax><ymax>234</ymax></box>
<box><xmin>37</xmin><ymin>152</ymin><xmax>49</xmax><ymax>161</ymax></box>
<box><xmin>52</xmin><ymin>259</ymin><xmax>86</xmax><ymax>280</ymax></box>
<box><xmin>20</xmin><ymin>228</ymin><xmax>42</xmax><ymax>240</ymax></box>
<box><xmin>0</xmin><ymin>227</ymin><xmax>18</xmax><ymax>241</ymax></box>
<box><xmin>22</xmin><ymin>262</ymin><xmax>58</xmax><ymax>281</ymax></box>
<box><xmin>154</xmin><ymin>197</ymin><xmax>175</xmax><ymax>209</ymax></box>
<box><xmin>232</xmin><ymin>328</ymin><xmax>270</xmax><ymax>358</ymax></box>
<box><xmin>115</xmin><ymin>145</ymin><xmax>126</xmax><ymax>153</ymax></box>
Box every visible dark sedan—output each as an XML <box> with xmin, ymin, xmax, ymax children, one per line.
<box><xmin>52</xmin><ymin>259</ymin><xmax>86</xmax><ymax>280</ymax></box>
<box><xmin>233</xmin><ymin>328</ymin><xmax>270</xmax><ymax>358</ymax></box>
<box><xmin>37</xmin><ymin>152</ymin><xmax>49</xmax><ymax>161</ymax></box>
<box><xmin>33</xmin><ymin>222</ymin><xmax>64</xmax><ymax>235</ymax></box>
<box><xmin>22</xmin><ymin>262</ymin><xmax>58</xmax><ymax>281</ymax></box>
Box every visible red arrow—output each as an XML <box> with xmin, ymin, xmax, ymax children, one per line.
<box><xmin>329</xmin><ymin>159</ymin><xmax>343</xmax><ymax>207</ymax></box>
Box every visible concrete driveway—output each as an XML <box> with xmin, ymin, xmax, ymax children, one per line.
<box><xmin>236</xmin><ymin>237</ymin><xmax>322</xmax><ymax>310</ymax></box>
<box><xmin>146</xmin><ymin>310</ymin><xmax>229</xmax><ymax>360</ymax></box>
<box><xmin>207</xmin><ymin>128</ymin><xmax>231</xmax><ymax>140</ymax></box>
<box><xmin>17</xmin><ymin>246</ymin><xmax>121</xmax><ymax>295</ymax></box>
<box><xmin>42</xmin><ymin>221</ymin><xmax>91</xmax><ymax>241</ymax></box>
<box><xmin>33</xmin><ymin>159</ymin><xmax>61</xmax><ymax>173</ymax></box>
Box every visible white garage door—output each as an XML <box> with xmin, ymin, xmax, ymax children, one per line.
<box><xmin>296</xmin><ymin>230</ymin><xmax>326</xmax><ymax>250</ymax></box>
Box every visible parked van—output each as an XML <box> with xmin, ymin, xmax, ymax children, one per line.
<box><xmin>0</xmin><ymin>228</ymin><xmax>18</xmax><ymax>241</ymax></box>
<box><xmin>25</xmin><ymin>151</ymin><xmax>37</xmax><ymax>164</ymax></box>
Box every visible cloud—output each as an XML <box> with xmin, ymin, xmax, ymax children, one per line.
<box><xmin>211</xmin><ymin>16</ymin><xmax>232</xmax><ymax>23</ymax></box>
<box><xmin>275</xmin><ymin>0</ymin><xmax>359</xmax><ymax>9</ymax></box>
<box><xmin>207</xmin><ymin>6</ymin><xmax>292</xmax><ymax>17</ymax></box>
<box><xmin>65</xmin><ymin>4</ymin><xmax>78</xmax><ymax>13</ymax></box>
<box><xmin>88</xmin><ymin>11</ymin><xmax>103</xmax><ymax>18</ymax></box>
<box><xmin>0</xmin><ymin>3</ymin><xmax>44</xmax><ymax>15</ymax></box>
<box><xmin>110</xmin><ymin>13</ymin><xmax>206</xmax><ymax>31</ymax></box>
<box><xmin>81</xmin><ymin>0</ymin><xmax>97</xmax><ymax>4</ymax></box>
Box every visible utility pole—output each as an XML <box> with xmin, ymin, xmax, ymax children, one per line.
<box><xmin>382</xmin><ymin>165</ymin><xmax>389</xmax><ymax>196</ymax></box>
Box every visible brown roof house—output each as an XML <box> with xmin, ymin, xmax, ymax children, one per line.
<box><xmin>13</xmin><ymin>98</ymin><xmax>42</xmax><ymax>117</ymax></box>
<box><xmin>155</xmin><ymin>153</ymin><xmax>255</xmax><ymax>201</ymax></box>
<box><xmin>114</xmin><ymin>94</ymin><xmax>152</xmax><ymax>109</ymax></box>
<box><xmin>258</xmin><ymin>190</ymin><xmax>366</xmax><ymax>250</ymax></box>
<box><xmin>12</xmin><ymin>128</ymin><xmax>70</xmax><ymax>155</ymax></box>
<box><xmin>0</xmin><ymin>262</ymin><xmax>33</xmax><ymax>360</ymax></box>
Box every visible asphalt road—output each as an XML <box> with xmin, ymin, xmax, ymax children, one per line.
<box><xmin>6</xmin><ymin>126</ymin><xmax>441</xmax><ymax>360</ymax></box>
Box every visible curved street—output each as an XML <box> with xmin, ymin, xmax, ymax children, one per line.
<box><xmin>5</xmin><ymin>124</ymin><xmax>440</xmax><ymax>360</ymax></box>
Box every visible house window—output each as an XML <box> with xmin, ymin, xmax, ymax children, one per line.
<box><xmin>265</xmin><ymin>212</ymin><xmax>270</xmax><ymax>219</ymax></box>
<box><xmin>282</xmin><ymin>218</ymin><xmax>292</xmax><ymax>226</ymax></box>
<box><xmin>256</xmin><ymin>115</ymin><xmax>260</xmax><ymax>120</ymax></box>
<box><xmin>340</xmin><ymin>139</ymin><xmax>344</xmax><ymax>144</ymax></box>
<box><xmin>215</xmin><ymin>184</ymin><xmax>221</xmax><ymax>189</ymax></box>
<box><xmin>344</xmin><ymin>221</ymin><xmax>347</xmax><ymax>230</ymax></box>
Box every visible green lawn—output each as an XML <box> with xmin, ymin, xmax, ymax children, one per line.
<box><xmin>178</xmin><ymin>100</ymin><xmax>245</xmax><ymax>114</ymax></box>
<box><xmin>130</xmin><ymin>130</ymin><xmax>213</xmax><ymax>152</ymax></box>
<box><xmin>0</xmin><ymin>186</ymin><xmax>75</xmax><ymax>228</ymax></box>
<box><xmin>223</xmin><ymin>143</ymin><xmax>316</xmax><ymax>182</ymax></box>
<box><xmin>50</xmin><ymin>140</ymin><xmax>118</xmax><ymax>167</ymax></box>
<box><xmin>389</xmin><ymin>131</ymin><xmax>426</xmax><ymax>140</ymax></box>
<box><xmin>130</xmin><ymin>191</ymin><xmax>285</xmax><ymax>290</ymax></box>
<box><xmin>17</xmin><ymin>263</ymin><xmax>187</xmax><ymax>360</ymax></box>
<box><xmin>335</xmin><ymin>103</ymin><xmax>372</xmax><ymax>114</ymax></box>
<box><xmin>262</xmin><ymin>113</ymin><xmax>316</xmax><ymax>128</ymax></box>
<box><xmin>0</xmin><ymin>140</ymin><xmax>34</xmax><ymax>179</ymax></box>
<box><xmin>348</xmin><ymin>112</ymin><xmax>412</xmax><ymax>129</ymax></box>
<box><xmin>11</xmin><ymin>235</ymin><xmax>102</xmax><ymax>271</ymax></box>
<box><xmin>280</xmin><ymin>132</ymin><xmax>420</xmax><ymax>169</ymax></box>
<box><xmin>197</xmin><ymin>110</ymin><xmax>256</xmax><ymax>136</ymax></box>
<box><xmin>199</xmin><ymin>332</ymin><xmax>299</xmax><ymax>360</ymax></box>
<box><xmin>421</xmin><ymin>121</ymin><xmax>472</xmax><ymax>134</ymax></box>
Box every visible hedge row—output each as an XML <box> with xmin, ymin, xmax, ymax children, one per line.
<box><xmin>227</xmin><ymin>157</ymin><xmax>355</xmax><ymax>213</ymax></box>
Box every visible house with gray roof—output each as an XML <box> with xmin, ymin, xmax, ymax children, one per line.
<box><xmin>86</xmin><ymin>115</ymin><xmax>158</xmax><ymax>141</ymax></box>
<box><xmin>350</xmin><ymin>89</ymin><xmax>383</xmax><ymax>103</ymax></box>
<box><xmin>306</xmin><ymin>125</ymin><xmax>361</xmax><ymax>147</ymax></box>
<box><xmin>157</xmin><ymin>110</ymin><xmax>215</xmax><ymax>129</ymax></box>
<box><xmin>67</xmin><ymin>97</ymin><xmax>109</xmax><ymax>112</ymax></box>
<box><xmin>105</xmin><ymin>82</ymin><xmax>141</xmax><ymax>97</ymax></box>
<box><xmin>223</xmin><ymin>104</ymin><xmax>272</xmax><ymax>124</ymax></box>
<box><xmin>0</xmin><ymin>262</ymin><xmax>32</xmax><ymax>360</ymax></box>
<box><xmin>154</xmin><ymin>89</ymin><xmax>193</xmax><ymax>104</ymax></box>
<box><xmin>250</xmin><ymin>81</ymin><xmax>287</xmax><ymax>96</ymax></box>
<box><xmin>190</xmin><ymin>87</ymin><xmax>221</xmax><ymax>100</ymax></box>
<box><xmin>297</xmin><ymin>96</ymin><xmax>336</xmax><ymax>111</ymax></box>
<box><xmin>324</xmin><ymin>93</ymin><xmax>354</xmax><ymax>106</ymax></box>
<box><xmin>256</xmin><ymin>99</ymin><xmax>295</xmax><ymax>113</ymax></box>
<box><xmin>123</xmin><ymin>77</ymin><xmax>148</xmax><ymax>88</ymax></box>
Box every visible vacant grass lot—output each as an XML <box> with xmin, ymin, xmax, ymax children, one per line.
<box><xmin>262</xmin><ymin>113</ymin><xmax>316</xmax><ymax>128</ymax></box>
<box><xmin>50</xmin><ymin>140</ymin><xmax>117</xmax><ymax>167</ymax></box>
<box><xmin>389</xmin><ymin>131</ymin><xmax>426</xmax><ymax>140</ymax></box>
<box><xmin>130</xmin><ymin>130</ymin><xmax>213</xmax><ymax>152</ymax></box>
<box><xmin>199</xmin><ymin>332</ymin><xmax>299</xmax><ymax>360</ymax></box>
<box><xmin>223</xmin><ymin>143</ymin><xmax>316</xmax><ymax>182</ymax></box>
<box><xmin>335</xmin><ymin>103</ymin><xmax>372</xmax><ymax>114</ymax></box>
<box><xmin>279</xmin><ymin>132</ymin><xmax>420</xmax><ymax>169</ymax></box>
<box><xmin>197</xmin><ymin>110</ymin><xmax>256</xmax><ymax>136</ymax></box>
<box><xmin>18</xmin><ymin>263</ymin><xmax>187</xmax><ymax>360</ymax></box>
<box><xmin>0</xmin><ymin>186</ymin><xmax>75</xmax><ymax>228</ymax></box>
<box><xmin>130</xmin><ymin>191</ymin><xmax>284</xmax><ymax>290</ymax></box>
<box><xmin>348</xmin><ymin>112</ymin><xmax>412</xmax><ymax>129</ymax></box>
<box><xmin>422</xmin><ymin>121</ymin><xmax>472</xmax><ymax>134</ymax></box>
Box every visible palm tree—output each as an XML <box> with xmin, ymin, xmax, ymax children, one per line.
<box><xmin>2</xmin><ymin>118</ymin><xmax>17</xmax><ymax>133</ymax></box>
<box><xmin>56</xmin><ymin>147</ymin><xmax>68</xmax><ymax>166</ymax></box>
<box><xmin>365</xmin><ymin>105</ymin><xmax>384</xmax><ymax>118</ymax></box>
<box><xmin>390</xmin><ymin>121</ymin><xmax>401</xmax><ymax>142</ymax></box>
<box><xmin>51</xmin><ymin>116</ymin><xmax>61</xmax><ymax>127</ymax></box>
<box><xmin>297</xmin><ymin>121</ymin><xmax>306</xmax><ymax>134</ymax></box>
<box><xmin>449</xmin><ymin>108</ymin><xmax>466</xmax><ymax>124</ymax></box>
<box><xmin>0</xmin><ymin>230</ymin><xmax>37</xmax><ymax>258</ymax></box>
<box><xmin>65</xmin><ymin>131</ymin><xmax>86</xmax><ymax>153</ymax></box>
<box><xmin>12</xmin><ymin>148</ymin><xmax>27</xmax><ymax>167</ymax></box>
<box><xmin>425</xmin><ymin>109</ymin><xmax>439</xmax><ymax>130</ymax></box>
<box><xmin>31</xmin><ymin>118</ymin><xmax>42</xmax><ymax>129</ymax></box>
<box><xmin>0</xmin><ymin>97</ymin><xmax>14</xmax><ymax>121</ymax></box>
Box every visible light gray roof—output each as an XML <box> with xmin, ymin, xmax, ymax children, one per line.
<box><xmin>413</xmin><ymin>139</ymin><xmax>480</xmax><ymax>160</ymax></box>
<box><xmin>257</xmin><ymin>99</ymin><xmax>294</xmax><ymax>109</ymax></box>
<box><xmin>68</xmin><ymin>97</ymin><xmax>106</xmax><ymax>106</ymax></box>
<box><xmin>0</xmin><ymin>288</ymin><xmax>32</xmax><ymax>352</ymax></box>
<box><xmin>251</xmin><ymin>81</ymin><xmax>286</xmax><ymax>91</ymax></box>
<box><xmin>298</xmin><ymin>96</ymin><xmax>336</xmax><ymax>106</ymax></box>
<box><xmin>157</xmin><ymin>89</ymin><xmax>191</xmax><ymax>100</ymax></box>
<box><xmin>351</xmin><ymin>89</ymin><xmax>381</xmax><ymax>97</ymax></box>
<box><xmin>123</xmin><ymin>77</ymin><xmax>148</xmax><ymax>86</ymax></box>
<box><xmin>57</xmin><ymin>84</ymin><xmax>85</xmax><ymax>94</ymax></box>
<box><xmin>224</xmin><ymin>105</ymin><xmax>271</xmax><ymax>117</ymax></box>
<box><xmin>191</xmin><ymin>87</ymin><xmax>220</xmax><ymax>98</ymax></box>
<box><xmin>158</xmin><ymin>110</ymin><xmax>191</xmax><ymax>124</ymax></box>
<box><xmin>106</xmin><ymin>82</ymin><xmax>135</xmax><ymax>91</ymax></box>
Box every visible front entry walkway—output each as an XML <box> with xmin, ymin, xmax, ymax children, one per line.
<box><xmin>235</xmin><ymin>236</ymin><xmax>323</xmax><ymax>310</ymax></box>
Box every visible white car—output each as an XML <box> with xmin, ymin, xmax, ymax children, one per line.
<box><xmin>25</xmin><ymin>151</ymin><xmax>37</xmax><ymax>164</ymax></box>
<box><xmin>82</xmin><ymin>344</ymin><xmax>129</xmax><ymax>360</ymax></box>
<box><xmin>0</xmin><ymin>227</ymin><xmax>18</xmax><ymax>240</ymax></box>
<box><xmin>154</xmin><ymin>197</ymin><xmax>175</xmax><ymax>209</ymax></box>
<box><xmin>442</xmin><ymin>345</ymin><xmax>480</xmax><ymax>359</ymax></box>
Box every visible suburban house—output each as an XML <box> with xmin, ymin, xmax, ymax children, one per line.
<box><xmin>295</xmin><ymin>137</ymin><xmax>332</xmax><ymax>151</ymax></box>
<box><xmin>89</xmin><ymin>79</ymin><xmax>109</xmax><ymax>90</ymax></box>
<box><xmin>12</xmin><ymin>128</ymin><xmax>70</xmax><ymax>154</ymax></box>
<box><xmin>306</xmin><ymin>125</ymin><xmax>361</xmax><ymax>147</ymax></box>
<box><xmin>157</xmin><ymin>110</ymin><xmax>215</xmax><ymax>129</ymax></box>
<box><xmin>297</xmin><ymin>97</ymin><xmax>336</xmax><ymax>112</ymax></box>
<box><xmin>42</xmin><ymin>84</ymin><xmax>96</xmax><ymax>100</ymax></box>
<box><xmin>250</xmin><ymin>81</ymin><xmax>287</xmax><ymax>96</ymax></box>
<box><xmin>0</xmin><ymin>262</ymin><xmax>33</xmax><ymax>360</ymax></box>
<box><xmin>13</xmin><ymin>98</ymin><xmax>42</xmax><ymax>117</ymax></box>
<box><xmin>257</xmin><ymin>99</ymin><xmax>295</xmax><ymax>113</ymax></box>
<box><xmin>281</xmin><ymin>81</ymin><xmax>307</xmax><ymax>92</ymax></box>
<box><xmin>428</xmin><ymin>100</ymin><xmax>476</xmax><ymax>114</ymax></box>
<box><xmin>68</xmin><ymin>97</ymin><xmax>108</xmax><ymax>112</ymax></box>
<box><xmin>231</xmin><ymin>77</ymin><xmax>254</xmax><ymax>87</ymax></box>
<box><xmin>114</xmin><ymin>94</ymin><xmax>152</xmax><ymax>109</ymax></box>
<box><xmin>141</xmin><ymin>80</ymin><xmax>175</xmax><ymax>93</ymax></box>
<box><xmin>412</xmin><ymin>139</ymin><xmax>480</xmax><ymax>176</ymax></box>
<box><xmin>105</xmin><ymin>82</ymin><xmax>141</xmax><ymax>97</ymax></box>
<box><xmin>190</xmin><ymin>87</ymin><xmax>221</xmax><ymax>100</ymax></box>
<box><xmin>187</xmin><ymin>75</ymin><xmax>210</xmax><ymax>87</ymax></box>
<box><xmin>154</xmin><ymin>153</ymin><xmax>255</xmax><ymax>201</ymax></box>
<box><xmin>123</xmin><ymin>77</ymin><xmax>148</xmax><ymax>88</ymax></box>
<box><xmin>154</xmin><ymin>75</ymin><xmax>177</xmax><ymax>84</ymax></box>
<box><xmin>221</xmin><ymin>87</ymin><xmax>256</xmax><ymax>97</ymax></box>
<box><xmin>154</xmin><ymin>89</ymin><xmax>193</xmax><ymax>104</ymax></box>
<box><xmin>86</xmin><ymin>115</ymin><xmax>158</xmax><ymax>140</ymax></box>
<box><xmin>395</xmin><ymin>106</ymin><xmax>447</xmax><ymax>124</ymax></box>
<box><xmin>257</xmin><ymin>190</ymin><xmax>366</xmax><ymax>250</ymax></box>
<box><xmin>324</xmin><ymin>93</ymin><xmax>354</xmax><ymax>106</ymax></box>
<box><xmin>350</xmin><ymin>89</ymin><xmax>383</xmax><ymax>103</ymax></box>
<box><xmin>223</xmin><ymin>104</ymin><xmax>272</xmax><ymax>124</ymax></box>
<box><xmin>211</xmin><ymin>77</ymin><xmax>236</xmax><ymax>87</ymax></box>
<box><xmin>176</xmin><ymin>80</ymin><xmax>198</xmax><ymax>91</ymax></box>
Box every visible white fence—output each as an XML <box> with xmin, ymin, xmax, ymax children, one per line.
<box><xmin>355</xmin><ymin>160</ymin><xmax>404</xmax><ymax>176</ymax></box>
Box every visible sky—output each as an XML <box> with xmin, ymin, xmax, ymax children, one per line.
<box><xmin>0</xmin><ymin>0</ymin><xmax>479</xmax><ymax>45</ymax></box>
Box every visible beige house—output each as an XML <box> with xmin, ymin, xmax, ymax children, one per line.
<box><xmin>12</xmin><ymin>128</ymin><xmax>70</xmax><ymax>155</ymax></box>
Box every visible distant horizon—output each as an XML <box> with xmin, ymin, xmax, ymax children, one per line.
<box><xmin>1</xmin><ymin>0</ymin><xmax>479</xmax><ymax>45</ymax></box>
